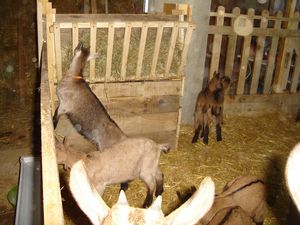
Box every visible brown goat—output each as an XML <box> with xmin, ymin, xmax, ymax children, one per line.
<box><xmin>192</xmin><ymin>72</ymin><xmax>230</xmax><ymax>144</ymax></box>
<box><xmin>177</xmin><ymin>176</ymin><xmax>266</xmax><ymax>225</ymax></box>
<box><xmin>56</xmin><ymin>136</ymin><xmax>171</xmax><ymax>208</ymax></box>
<box><xmin>53</xmin><ymin>43</ymin><xmax>126</xmax><ymax>151</ymax></box>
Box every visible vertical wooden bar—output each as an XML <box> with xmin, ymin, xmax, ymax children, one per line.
<box><xmin>178</xmin><ymin>25</ymin><xmax>194</xmax><ymax>75</ymax></box>
<box><xmin>237</xmin><ymin>8</ymin><xmax>255</xmax><ymax>95</ymax></box>
<box><xmin>54</xmin><ymin>23</ymin><xmax>62</xmax><ymax>82</ymax></box>
<box><xmin>263</xmin><ymin>11</ymin><xmax>282</xmax><ymax>94</ymax></box>
<box><xmin>224</xmin><ymin>7</ymin><xmax>240</xmax><ymax>77</ymax></box>
<box><xmin>43</xmin><ymin>4</ymin><xmax>64</xmax><ymax>224</ymax></box>
<box><xmin>136</xmin><ymin>23</ymin><xmax>148</xmax><ymax>79</ymax></box>
<box><xmin>120</xmin><ymin>23</ymin><xmax>132</xmax><ymax>80</ymax></box>
<box><xmin>90</xmin><ymin>22</ymin><xmax>97</xmax><ymax>82</ymax></box>
<box><xmin>37</xmin><ymin>0</ymin><xmax>43</xmax><ymax>65</ymax></box>
<box><xmin>250</xmin><ymin>10</ymin><xmax>269</xmax><ymax>94</ymax></box>
<box><xmin>46</xmin><ymin>2</ymin><xmax>56</xmax><ymax>115</ymax></box>
<box><xmin>165</xmin><ymin>22</ymin><xmax>179</xmax><ymax>76</ymax></box>
<box><xmin>72</xmin><ymin>23</ymin><xmax>79</xmax><ymax>53</ymax></box>
<box><xmin>209</xmin><ymin>6</ymin><xmax>225</xmax><ymax>79</ymax></box>
<box><xmin>150</xmin><ymin>23</ymin><xmax>164</xmax><ymax>78</ymax></box>
<box><xmin>273</xmin><ymin>0</ymin><xmax>297</xmax><ymax>92</ymax></box>
<box><xmin>106</xmin><ymin>23</ymin><xmax>114</xmax><ymax>81</ymax></box>
<box><xmin>84</xmin><ymin>0</ymin><xmax>89</xmax><ymax>13</ymax></box>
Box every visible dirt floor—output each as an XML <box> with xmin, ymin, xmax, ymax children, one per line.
<box><xmin>55</xmin><ymin>113</ymin><xmax>300</xmax><ymax>225</ymax></box>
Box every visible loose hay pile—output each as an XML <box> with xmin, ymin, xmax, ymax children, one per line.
<box><xmin>62</xmin><ymin>113</ymin><xmax>300</xmax><ymax>225</ymax></box>
<box><xmin>61</xmin><ymin>27</ymin><xmax>182</xmax><ymax>80</ymax></box>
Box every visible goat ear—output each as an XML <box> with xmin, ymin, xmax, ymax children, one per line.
<box><xmin>164</xmin><ymin>177</ymin><xmax>215</xmax><ymax>225</ymax></box>
<box><xmin>149</xmin><ymin>196</ymin><xmax>162</xmax><ymax>211</ymax></box>
<box><xmin>87</xmin><ymin>53</ymin><xmax>99</xmax><ymax>61</ymax></box>
<box><xmin>117</xmin><ymin>190</ymin><xmax>129</xmax><ymax>206</ymax></box>
<box><xmin>69</xmin><ymin>160</ymin><xmax>110</xmax><ymax>225</ymax></box>
<box><xmin>286</xmin><ymin>143</ymin><xmax>300</xmax><ymax>212</ymax></box>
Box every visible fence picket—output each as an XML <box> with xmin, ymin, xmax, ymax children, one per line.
<box><xmin>210</xmin><ymin>6</ymin><xmax>225</xmax><ymax>79</ymax></box>
<box><xmin>250</xmin><ymin>10</ymin><xmax>269</xmax><ymax>94</ymax></box>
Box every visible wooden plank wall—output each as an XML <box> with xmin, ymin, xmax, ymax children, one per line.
<box><xmin>208</xmin><ymin>6</ymin><xmax>300</xmax><ymax>95</ymax></box>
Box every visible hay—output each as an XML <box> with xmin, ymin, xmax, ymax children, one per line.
<box><xmin>62</xmin><ymin>113</ymin><xmax>300</xmax><ymax>224</ymax></box>
<box><xmin>61</xmin><ymin>27</ymin><xmax>183</xmax><ymax>80</ymax></box>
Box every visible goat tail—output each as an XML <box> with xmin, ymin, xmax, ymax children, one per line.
<box><xmin>159</xmin><ymin>143</ymin><xmax>171</xmax><ymax>153</ymax></box>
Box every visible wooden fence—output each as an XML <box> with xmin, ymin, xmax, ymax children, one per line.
<box><xmin>207</xmin><ymin>6</ymin><xmax>300</xmax><ymax>95</ymax></box>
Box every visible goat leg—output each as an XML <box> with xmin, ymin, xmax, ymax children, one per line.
<box><xmin>203</xmin><ymin>125</ymin><xmax>209</xmax><ymax>145</ymax></box>
<box><xmin>143</xmin><ymin>188</ymin><xmax>154</xmax><ymax>208</ymax></box>
<box><xmin>192</xmin><ymin>125</ymin><xmax>202</xmax><ymax>143</ymax></box>
<box><xmin>155</xmin><ymin>172</ymin><xmax>164</xmax><ymax>197</ymax></box>
<box><xmin>216</xmin><ymin>123</ymin><xmax>222</xmax><ymax>142</ymax></box>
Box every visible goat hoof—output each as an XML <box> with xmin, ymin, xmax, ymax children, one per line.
<box><xmin>216</xmin><ymin>137</ymin><xmax>222</xmax><ymax>142</ymax></box>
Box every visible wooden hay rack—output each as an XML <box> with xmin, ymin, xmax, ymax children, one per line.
<box><xmin>37</xmin><ymin>0</ymin><xmax>195</xmax><ymax>224</ymax></box>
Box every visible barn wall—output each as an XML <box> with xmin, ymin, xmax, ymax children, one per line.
<box><xmin>148</xmin><ymin>0</ymin><xmax>212</xmax><ymax>124</ymax></box>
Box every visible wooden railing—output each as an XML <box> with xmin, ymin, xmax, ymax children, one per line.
<box><xmin>207</xmin><ymin>6</ymin><xmax>300</xmax><ymax>95</ymax></box>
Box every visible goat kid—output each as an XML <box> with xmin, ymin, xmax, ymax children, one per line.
<box><xmin>69</xmin><ymin>160</ymin><xmax>215</xmax><ymax>225</ymax></box>
<box><xmin>56</xmin><ymin>136</ymin><xmax>172</xmax><ymax>208</ymax></box>
<box><xmin>54</xmin><ymin>42</ymin><xmax>126</xmax><ymax>151</ymax></box>
<box><xmin>192</xmin><ymin>72</ymin><xmax>230</xmax><ymax>144</ymax></box>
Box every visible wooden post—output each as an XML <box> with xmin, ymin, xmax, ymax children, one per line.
<box><xmin>209</xmin><ymin>6</ymin><xmax>225</xmax><ymax>79</ymax></box>
<box><xmin>72</xmin><ymin>23</ymin><xmax>79</xmax><ymax>53</ymax></box>
<box><xmin>91</xmin><ymin>0</ymin><xmax>97</xmax><ymax>13</ymax></box>
<box><xmin>290</xmin><ymin>12</ymin><xmax>300</xmax><ymax>93</ymax></box>
<box><xmin>236</xmin><ymin>8</ymin><xmax>255</xmax><ymax>95</ymax></box>
<box><xmin>250</xmin><ymin>10</ymin><xmax>269</xmax><ymax>94</ymax></box>
<box><xmin>263</xmin><ymin>11</ymin><xmax>282</xmax><ymax>93</ymax></box>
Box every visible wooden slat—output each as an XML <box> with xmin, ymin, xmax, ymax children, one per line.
<box><xmin>106</xmin><ymin>23</ymin><xmax>115</xmax><ymax>81</ymax></box>
<box><xmin>46</xmin><ymin>2</ymin><xmax>56</xmax><ymax>115</ymax></box>
<box><xmin>136</xmin><ymin>23</ymin><xmax>148</xmax><ymax>79</ymax></box>
<box><xmin>91</xmin><ymin>0</ymin><xmax>97</xmax><ymax>14</ymax></box>
<box><xmin>273</xmin><ymin>11</ymin><xmax>299</xmax><ymax>92</ymax></box>
<box><xmin>150</xmin><ymin>23</ymin><xmax>164</xmax><ymax>78</ymax></box>
<box><xmin>165</xmin><ymin>22</ymin><xmax>179</xmax><ymax>76</ymax></box>
<box><xmin>37</xmin><ymin>1</ymin><xmax>43</xmax><ymax>65</ymax></box>
<box><xmin>209</xmin><ymin>6</ymin><xmax>225</xmax><ymax>79</ymax></box>
<box><xmin>237</xmin><ymin>8</ymin><xmax>255</xmax><ymax>95</ymax></box>
<box><xmin>263</xmin><ymin>11</ymin><xmax>282</xmax><ymax>94</ymax></box>
<box><xmin>290</xmin><ymin>43</ymin><xmax>300</xmax><ymax>92</ymax></box>
<box><xmin>41</xmin><ymin>46</ymin><xmax>64</xmax><ymax>225</ymax></box>
<box><xmin>89</xmin><ymin>80</ymin><xmax>182</xmax><ymax>99</ymax></box>
<box><xmin>120</xmin><ymin>23</ymin><xmax>132</xmax><ymax>80</ymax></box>
<box><xmin>178</xmin><ymin>25</ymin><xmax>194</xmax><ymax>75</ymax></box>
<box><xmin>224</xmin><ymin>7</ymin><xmax>240</xmax><ymax>77</ymax></box>
<box><xmin>72</xmin><ymin>23</ymin><xmax>78</xmax><ymax>53</ymax></box>
<box><xmin>54</xmin><ymin>23</ymin><xmax>62</xmax><ymax>82</ymax></box>
<box><xmin>90</xmin><ymin>22</ymin><xmax>97</xmax><ymax>82</ymax></box>
<box><xmin>250</xmin><ymin>10</ymin><xmax>269</xmax><ymax>94</ymax></box>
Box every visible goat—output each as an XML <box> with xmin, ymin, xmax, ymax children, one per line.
<box><xmin>177</xmin><ymin>176</ymin><xmax>266</xmax><ymax>225</ymax></box>
<box><xmin>69</xmin><ymin>159</ymin><xmax>215</xmax><ymax>225</ymax></box>
<box><xmin>53</xmin><ymin>42</ymin><xmax>126</xmax><ymax>151</ymax></box>
<box><xmin>56</xmin><ymin>136</ymin><xmax>172</xmax><ymax>208</ymax></box>
<box><xmin>192</xmin><ymin>72</ymin><xmax>230</xmax><ymax>144</ymax></box>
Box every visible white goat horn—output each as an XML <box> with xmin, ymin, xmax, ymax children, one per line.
<box><xmin>149</xmin><ymin>196</ymin><xmax>162</xmax><ymax>211</ymax></box>
<box><xmin>286</xmin><ymin>143</ymin><xmax>300</xmax><ymax>212</ymax></box>
<box><xmin>70</xmin><ymin>160</ymin><xmax>110</xmax><ymax>225</ymax></box>
<box><xmin>117</xmin><ymin>190</ymin><xmax>129</xmax><ymax>206</ymax></box>
<box><xmin>164</xmin><ymin>177</ymin><xmax>215</xmax><ymax>225</ymax></box>
<box><xmin>87</xmin><ymin>53</ymin><xmax>99</xmax><ymax>61</ymax></box>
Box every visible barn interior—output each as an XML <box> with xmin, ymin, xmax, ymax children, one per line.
<box><xmin>0</xmin><ymin>0</ymin><xmax>300</xmax><ymax>225</ymax></box>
